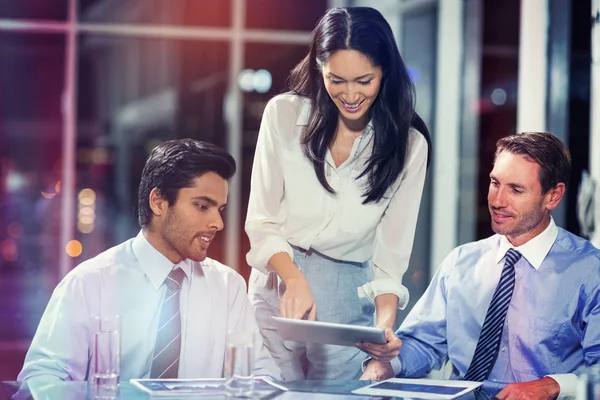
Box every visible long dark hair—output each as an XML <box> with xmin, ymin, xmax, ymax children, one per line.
<box><xmin>288</xmin><ymin>7</ymin><xmax>432</xmax><ymax>203</ymax></box>
<box><xmin>137</xmin><ymin>139</ymin><xmax>236</xmax><ymax>228</ymax></box>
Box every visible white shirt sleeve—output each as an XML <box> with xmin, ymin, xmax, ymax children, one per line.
<box><xmin>546</xmin><ymin>373</ymin><xmax>579</xmax><ymax>399</ymax></box>
<box><xmin>360</xmin><ymin>130</ymin><xmax>429</xmax><ymax>309</ymax></box>
<box><xmin>245</xmin><ymin>98</ymin><xmax>294</xmax><ymax>273</ymax></box>
<box><xmin>18</xmin><ymin>275</ymin><xmax>92</xmax><ymax>382</ymax></box>
<box><xmin>226</xmin><ymin>273</ymin><xmax>282</xmax><ymax>380</ymax></box>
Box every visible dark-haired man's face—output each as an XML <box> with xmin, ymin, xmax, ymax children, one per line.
<box><xmin>153</xmin><ymin>172</ymin><xmax>227</xmax><ymax>263</ymax></box>
<box><xmin>487</xmin><ymin>151</ymin><xmax>558</xmax><ymax>247</ymax></box>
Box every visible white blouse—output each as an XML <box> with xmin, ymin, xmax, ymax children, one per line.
<box><xmin>245</xmin><ymin>93</ymin><xmax>428</xmax><ymax>309</ymax></box>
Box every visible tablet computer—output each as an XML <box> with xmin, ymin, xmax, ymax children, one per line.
<box><xmin>271</xmin><ymin>316</ymin><xmax>386</xmax><ymax>347</ymax></box>
<box><xmin>352</xmin><ymin>378</ymin><xmax>483</xmax><ymax>399</ymax></box>
<box><xmin>130</xmin><ymin>377</ymin><xmax>286</xmax><ymax>397</ymax></box>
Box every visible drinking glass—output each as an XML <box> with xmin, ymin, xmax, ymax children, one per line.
<box><xmin>224</xmin><ymin>330</ymin><xmax>255</xmax><ymax>397</ymax></box>
<box><xmin>91</xmin><ymin>315</ymin><xmax>120</xmax><ymax>399</ymax></box>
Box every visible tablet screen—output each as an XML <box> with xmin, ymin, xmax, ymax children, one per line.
<box><xmin>273</xmin><ymin>392</ymin><xmax>385</xmax><ymax>400</ymax></box>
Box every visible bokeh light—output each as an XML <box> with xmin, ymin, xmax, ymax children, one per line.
<box><xmin>491</xmin><ymin>88</ymin><xmax>507</xmax><ymax>106</ymax></box>
<box><xmin>78</xmin><ymin>215</ymin><xmax>94</xmax><ymax>225</ymax></box>
<box><xmin>78</xmin><ymin>189</ymin><xmax>96</xmax><ymax>234</ymax></box>
<box><xmin>7</xmin><ymin>222</ymin><xmax>23</xmax><ymax>239</ymax></box>
<box><xmin>65</xmin><ymin>240</ymin><xmax>83</xmax><ymax>257</ymax></box>
<box><xmin>238</xmin><ymin>69</ymin><xmax>255</xmax><ymax>92</ymax></box>
<box><xmin>41</xmin><ymin>191</ymin><xmax>56</xmax><ymax>199</ymax></box>
<box><xmin>1</xmin><ymin>239</ymin><xmax>18</xmax><ymax>262</ymax></box>
<box><xmin>77</xmin><ymin>221</ymin><xmax>95</xmax><ymax>234</ymax></box>
<box><xmin>78</xmin><ymin>188</ymin><xmax>96</xmax><ymax>206</ymax></box>
<box><xmin>253</xmin><ymin>69</ymin><xmax>272</xmax><ymax>93</ymax></box>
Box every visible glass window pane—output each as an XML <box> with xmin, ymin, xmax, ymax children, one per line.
<box><xmin>0</xmin><ymin>0</ymin><xmax>67</xmax><ymax>21</ymax></box>
<box><xmin>397</xmin><ymin>6</ymin><xmax>437</xmax><ymax>323</ymax></box>
<box><xmin>79</xmin><ymin>0</ymin><xmax>232</xmax><ymax>28</ymax></box>
<box><xmin>476</xmin><ymin>0</ymin><xmax>520</xmax><ymax>239</ymax></box>
<box><xmin>565</xmin><ymin>0</ymin><xmax>591</xmax><ymax>235</ymax></box>
<box><xmin>77</xmin><ymin>35</ymin><xmax>230</xmax><ymax>263</ymax></box>
<box><xmin>245</xmin><ymin>0</ymin><xmax>326</xmax><ymax>31</ymax></box>
<box><xmin>239</xmin><ymin>43</ymin><xmax>308</xmax><ymax>277</ymax></box>
<box><xmin>0</xmin><ymin>32</ymin><xmax>65</xmax><ymax>380</ymax></box>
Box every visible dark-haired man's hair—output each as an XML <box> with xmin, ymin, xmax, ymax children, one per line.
<box><xmin>137</xmin><ymin>139</ymin><xmax>236</xmax><ymax>228</ymax></box>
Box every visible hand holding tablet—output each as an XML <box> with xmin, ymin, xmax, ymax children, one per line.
<box><xmin>355</xmin><ymin>329</ymin><xmax>402</xmax><ymax>362</ymax></box>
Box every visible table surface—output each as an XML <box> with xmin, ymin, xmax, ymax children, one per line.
<box><xmin>0</xmin><ymin>379</ymin><xmax>496</xmax><ymax>400</ymax></box>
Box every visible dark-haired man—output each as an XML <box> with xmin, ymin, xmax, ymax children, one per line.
<box><xmin>360</xmin><ymin>132</ymin><xmax>600</xmax><ymax>400</ymax></box>
<box><xmin>19</xmin><ymin>139</ymin><xmax>280</xmax><ymax>382</ymax></box>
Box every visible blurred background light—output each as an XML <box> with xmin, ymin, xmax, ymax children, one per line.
<box><xmin>78</xmin><ymin>188</ymin><xmax>96</xmax><ymax>206</ymax></box>
<box><xmin>238</xmin><ymin>69</ymin><xmax>255</xmax><ymax>92</ymax></box>
<box><xmin>7</xmin><ymin>222</ymin><xmax>23</xmax><ymax>239</ymax></box>
<box><xmin>253</xmin><ymin>69</ymin><xmax>272</xmax><ymax>93</ymax></box>
<box><xmin>5</xmin><ymin>170</ymin><xmax>27</xmax><ymax>193</ymax></box>
<box><xmin>40</xmin><ymin>191</ymin><xmax>56</xmax><ymax>199</ymax></box>
<box><xmin>77</xmin><ymin>221</ymin><xmax>95</xmax><ymax>234</ymax></box>
<box><xmin>407</xmin><ymin>66</ymin><xmax>420</xmax><ymax>84</ymax></box>
<box><xmin>65</xmin><ymin>240</ymin><xmax>83</xmax><ymax>258</ymax></box>
<box><xmin>491</xmin><ymin>88</ymin><xmax>507</xmax><ymax>106</ymax></box>
<box><xmin>1</xmin><ymin>239</ymin><xmax>19</xmax><ymax>262</ymax></box>
<box><xmin>238</xmin><ymin>68</ymin><xmax>272</xmax><ymax>93</ymax></box>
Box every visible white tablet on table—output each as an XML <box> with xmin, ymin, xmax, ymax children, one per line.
<box><xmin>352</xmin><ymin>378</ymin><xmax>483</xmax><ymax>399</ymax></box>
<box><xmin>271</xmin><ymin>316</ymin><xmax>386</xmax><ymax>347</ymax></box>
<box><xmin>129</xmin><ymin>377</ymin><xmax>286</xmax><ymax>397</ymax></box>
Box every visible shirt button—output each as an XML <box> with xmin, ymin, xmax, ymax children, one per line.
<box><xmin>501</xmin><ymin>346</ymin><xmax>507</xmax><ymax>352</ymax></box>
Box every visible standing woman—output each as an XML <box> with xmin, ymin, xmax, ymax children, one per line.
<box><xmin>245</xmin><ymin>7</ymin><xmax>432</xmax><ymax>380</ymax></box>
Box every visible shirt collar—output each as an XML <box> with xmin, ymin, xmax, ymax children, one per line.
<box><xmin>495</xmin><ymin>217</ymin><xmax>558</xmax><ymax>269</ymax></box>
<box><xmin>132</xmin><ymin>230</ymin><xmax>192</xmax><ymax>290</ymax></box>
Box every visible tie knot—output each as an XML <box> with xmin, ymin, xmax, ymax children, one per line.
<box><xmin>165</xmin><ymin>267</ymin><xmax>186</xmax><ymax>290</ymax></box>
<box><xmin>505</xmin><ymin>248</ymin><xmax>522</xmax><ymax>266</ymax></box>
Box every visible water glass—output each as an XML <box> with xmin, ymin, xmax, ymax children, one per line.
<box><xmin>224</xmin><ymin>330</ymin><xmax>255</xmax><ymax>397</ymax></box>
<box><xmin>91</xmin><ymin>315</ymin><xmax>120</xmax><ymax>399</ymax></box>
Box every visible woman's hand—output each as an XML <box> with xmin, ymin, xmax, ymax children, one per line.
<box><xmin>268</xmin><ymin>252</ymin><xmax>317</xmax><ymax>320</ymax></box>
<box><xmin>280</xmin><ymin>275</ymin><xmax>316</xmax><ymax>320</ymax></box>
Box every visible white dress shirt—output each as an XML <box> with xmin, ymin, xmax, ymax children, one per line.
<box><xmin>245</xmin><ymin>93</ymin><xmax>428</xmax><ymax>309</ymax></box>
<box><xmin>18</xmin><ymin>231</ymin><xmax>281</xmax><ymax>382</ymax></box>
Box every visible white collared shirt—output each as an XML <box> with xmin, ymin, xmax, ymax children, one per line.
<box><xmin>18</xmin><ymin>231</ymin><xmax>281</xmax><ymax>382</ymax></box>
<box><xmin>496</xmin><ymin>217</ymin><xmax>559</xmax><ymax>269</ymax></box>
<box><xmin>245</xmin><ymin>93</ymin><xmax>428</xmax><ymax>308</ymax></box>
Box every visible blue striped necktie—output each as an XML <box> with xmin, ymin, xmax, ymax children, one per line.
<box><xmin>150</xmin><ymin>267</ymin><xmax>186</xmax><ymax>379</ymax></box>
<box><xmin>464</xmin><ymin>248</ymin><xmax>522</xmax><ymax>382</ymax></box>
